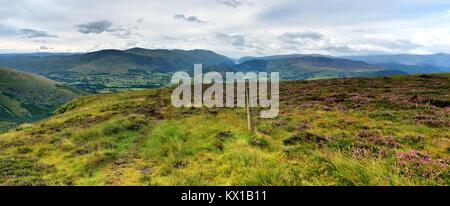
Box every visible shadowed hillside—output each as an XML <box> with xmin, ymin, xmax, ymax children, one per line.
<box><xmin>0</xmin><ymin>67</ymin><xmax>87</xmax><ymax>130</ymax></box>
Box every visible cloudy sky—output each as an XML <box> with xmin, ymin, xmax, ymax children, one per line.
<box><xmin>1</xmin><ymin>0</ymin><xmax>450</xmax><ymax>57</ymax></box>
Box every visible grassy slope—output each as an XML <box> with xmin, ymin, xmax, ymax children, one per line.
<box><xmin>0</xmin><ymin>67</ymin><xmax>87</xmax><ymax>126</ymax></box>
<box><xmin>0</xmin><ymin>74</ymin><xmax>448</xmax><ymax>186</ymax></box>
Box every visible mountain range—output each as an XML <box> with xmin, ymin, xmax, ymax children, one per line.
<box><xmin>343</xmin><ymin>53</ymin><xmax>450</xmax><ymax>73</ymax></box>
<box><xmin>227</xmin><ymin>56</ymin><xmax>403</xmax><ymax>80</ymax></box>
<box><xmin>238</xmin><ymin>54</ymin><xmax>333</xmax><ymax>64</ymax></box>
<box><xmin>0</xmin><ymin>48</ymin><xmax>449</xmax><ymax>93</ymax></box>
<box><xmin>0</xmin><ymin>48</ymin><xmax>234</xmax><ymax>75</ymax></box>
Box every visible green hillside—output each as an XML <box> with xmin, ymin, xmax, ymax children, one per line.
<box><xmin>0</xmin><ymin>74</ymin><xmax>448</xmax><ymax>186</ymax></box>
<box><xmin>0</xmin><ymin>67</ymin><xmax>87</xmax><ymax>130</ymax></box>
<box><xmin>0</xmin><ymin>49</ymin><xmax>234</xmax><ymax>93</ymax></box>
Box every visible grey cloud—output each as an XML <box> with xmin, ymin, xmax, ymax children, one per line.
<box><xmin>40</xmin><ymin>46</ymin><xmax>49</xmax><ymax>50</ymax></box>
<box><xmin>76</xmin><ymin>20</ymin><xmax>138</xmax><ymax>38</ymax></box>
<box><xmin>174</xmin><ymin>14</ymin><xmax>207</xmax><ymax>24</ymax></box>
<box><xmin>279</xmin><ymin>32</ymin><xmax>324</xmax><ymax>44</ymax></box>
<box><xmin>76</xmin><ymin>20</ymin><xmax>114</xmax><ymax>34</ymax></box>
<box><xmin>19</xmin><ymin>29</ymin><xmax>57</xmax><ymax>38</ymax></box>
<box><xmin>0</xmin><ymin>0</ymin><xmax>448</xmax><ymax>56</ymax></box>
<box><xmin>216</xmin><ymin>33</ymin><xmax>246</xmax><ymax>47</ymax></box>
<box><xmin>1</xmin><ymin>25</ymin><xmax>57</xmax><ymax>39</ymax></box>
<box><xmin>216</xmin><ymin>0</ymin><xmax>247</xmax><ymax>8</ymax></box>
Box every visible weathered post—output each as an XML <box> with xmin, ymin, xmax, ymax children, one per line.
<box><xmin>150</xmin><ymin>88</ymin><xmax>163</xmax><ymax>120</ymax></box>
<box><xmin>246</xmin><ymin>87</ymin><xmax>255</xmax><ymax>132</ymax></box>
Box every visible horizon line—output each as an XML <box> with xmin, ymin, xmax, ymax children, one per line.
<box><xmin>0</xmin><ymin>47</ymin><xmax>448</xmax><ymax>59</ymax></box>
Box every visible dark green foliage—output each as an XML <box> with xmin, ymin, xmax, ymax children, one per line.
<box><xmin>283</xmin><ymin>132</ymin><xmax>328</xmax><ymax>145</ymax></box>
<box><xmin>0</xmin><ymin>157</ymin><xmax>55</xmax><ymax>186</ymax></box>
<box><xmin>214</xmin><ymin>131</ymin><xmax>234</xmax><ymax>151</ymax></box>
<box><xmin>249</xmin><ymin>137</ymin><xmax>270</xmax><ymax>148</ymax></box>
<box><xmin>17</xmin><ymin>147</ymin><xmax>33</xmax><ymax>154</ymax></box>
<box><xmin>84</xmin><ymin>152</ymin><xmax>117</xmax><ymax>173</ymax></box>
<box><xmin>55</xmin><ymin>101</ymin><xmax>80</xmax><ymax>114</ymax></box>
<box><xmin>0</xmin><ymin>67</ymin><xmax>85</xmax><ymax>128</ymax></box>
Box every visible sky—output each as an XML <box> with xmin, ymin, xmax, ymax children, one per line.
<box><xmin>1</xmin><ymin>0</ymin><xmax>450</xmax><ymax>57</ymax></box>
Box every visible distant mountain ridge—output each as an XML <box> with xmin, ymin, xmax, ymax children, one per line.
<box><xmin>0</xmin><ymin>48</ymin><xmax>235</xmax><ymax>75</ymax></box>
<box><xmin>375</xmin><ymin>63</ymin><xmax>445</xmax><ymax>74</ymax></box>
<box><xmin>230</xmin><ymin>56</ymin><xmax>404</xmax><ymax>80</ymax></box>
<box><xmin>238</xmin><ymin>54</ymin><xmax>333</xmax><ymax>64</ymax></box>
<box><xmin>2</xmin><ymin>49</ymin><xmax>447</xmax><ymax>76</ymax></box>
<box><xmin>343</xmin><ymin>53</ymin><xmax>450</xmax><ymax>72</ymax></box>
<box><xmin>0</xmin><ymin>49</ymin><xmax>448</xmax><ymax>93</ymax></box>
<box><xmin>240</xmin><ymin>53</ymin><xmax>450</xmax><ymax>75</ymax></box>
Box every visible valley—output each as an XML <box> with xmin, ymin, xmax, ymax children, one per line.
<box><xmin>3</xmin><ymin>49</ymin><xmax>443</xmax><ymax>93</ymax></box>
<box><xmin>46</xmin><ymin>72</ymin><xmax>171</xmax><ymax>93</ymax></box>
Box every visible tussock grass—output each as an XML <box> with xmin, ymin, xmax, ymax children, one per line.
<box><xmin>0</xmin><ymin>74</ymin><xmax>449</xmax><ymax>185</ymax></box>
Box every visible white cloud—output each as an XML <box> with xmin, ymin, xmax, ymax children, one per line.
<box><xmin>0</xmin><ymin>0</ymin><xmax>450</xmax><ymax>56</ymax></box>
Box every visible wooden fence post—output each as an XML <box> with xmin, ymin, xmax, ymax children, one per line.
<box><xmin>246</xmin><ymin>87</ymin><xmax>255</xmax><ymax>132</ymax></box>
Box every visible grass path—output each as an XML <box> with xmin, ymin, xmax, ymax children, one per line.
<box><xmin>103</xmin><ymin>126</ymin><xmax>152</xmax><ymax>185</ymax></box>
